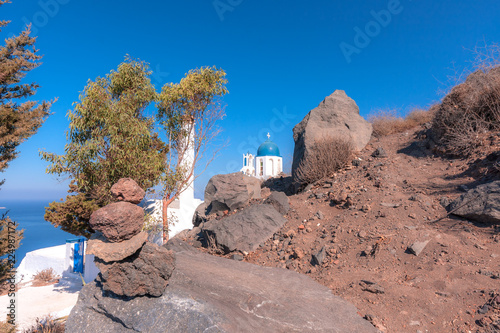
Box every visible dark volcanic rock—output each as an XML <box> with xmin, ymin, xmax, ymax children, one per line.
<box><xmin>203</xmin><ymin>204</ymin><xmax>286</xmax><ymax>253</ymax></box>
<box><xmin>264</xmin><ymin>191</ymin><xmax>290</xmax><ymax>215</ymax></box>
<box><xmin>66</xmin><ymin>239</ymin><xmax>379</xmax><ymax>333</ymax></box>
<box><xmin>448</xmin><ymin>181</ymin><xmax>500</xmax><ymax>224</ymax></box>
<box><xmin>110</xmin><ymin>178</ymin><xmax>145</xmax><ymax>204</ymax></box>
<box><xmin>311</xmin><ymin>246</ymin><xmax>327</xmax><ymax>266</ymax></box>
<box><xmin>87</xmin><ymin>231</ymin><xmax>148</xmax><ymax>263</ymax></box>
<box><xmin>371</xmin><ymin>147</ymin><xmax>387</xmax><ymax>158</ymax></box>
<box><xmin>192</xmin><ymin>202</ymin><xmax>208</xmax><ymax>227</ymax></box>
<box><xmin>204</xmin><ymin>172</ymin><xmax>261</xmax><ymax>215</ymax></box>
<box><xmin>95</xmin><ymin>243</ymin><xmax>175</xmax><ymax>297</ymax></box>
<box><xmin>292</xmin><ymin>90</ymin><xmax>372</xmax><ymax>178</ymax></box>
<box><xmin>90</xmin><ymin>202</ymin><xmax>144</xmax><ymax>242</ymax></box>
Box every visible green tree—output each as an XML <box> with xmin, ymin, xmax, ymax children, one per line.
<box><xmin>0</xmin><ymin>0</ymin><xmax>52</xmax><ymax>287</ymax></box>
<box><xmin>157</xmin><ymin>66</ymin><xmax>227</xmax><ymax>242</ymax></box>
<box><xmin>41</xmin><ymin>57</ymin><xmax>166</xmax><ymax>237</ymax></box>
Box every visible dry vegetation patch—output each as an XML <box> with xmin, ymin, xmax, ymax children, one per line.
<box><xmin>22</xmin><ymin>315</ymin><xmax>66</xmax><ymax>333</ymax></box>
<box><xmin>295</xmin><ymin>137</ymin><xmax>354</xmax><ymax>184</ymax></box>
<box><xmin>369</xmin><ymin>108</ymin><xmax>433</xmax><ymax>138</ymax></box>
<box><xmin>432</xmin><ymin>66</ymin><xmax>500</xmax><ymax>157</ymax></box>
<box><xmin>32</xmin><ymin>268</ymin><xmax>59</xmax><ymax>286</ymax></box>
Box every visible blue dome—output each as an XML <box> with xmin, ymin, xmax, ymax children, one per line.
<box><xmin>257</xmin><ymin>139</ymin><xmax>281</xmax><ymax>157</ymax></box>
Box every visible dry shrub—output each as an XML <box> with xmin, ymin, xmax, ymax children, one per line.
<box><xmin>406</xmin><ymin>108</ymin><xmax>434</xmax><ymax>125</ymax></box>
<box><xmin>22</xmin><ymin>315</ymin><xmax>65</xmax><ymax>333</ymax></box>
<box><xmin>370</xmin><ymin>108</ymin><xmax>432</xmax><ymax>138</ymax></box>
<box><xmin>432</xmin><ymin>42</ymin><xmax>500</xmax><ymax>156</ymax></box>
<box><xmin>432</xmin><ymin>66</ymin><xmax>500</xmax><ymax>156</ymax></box>
<box><xmin>0</xmin><ymin>320</ymin><xmax>16</xmax><ymax>333</ymax></box>
<box><xmin>295</xmin><ymin>137</ymin><xmax>354</xmax><ymax>184</ymax></box>
<box><xmin>32</xmin><ymin>268</ymin><xmax>58</xmax><ymax>284</ymax></box>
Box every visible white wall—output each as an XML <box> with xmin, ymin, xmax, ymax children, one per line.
<box><xmin>256</xmin><ymin>156</ymin><xmax>283</xmax><ymax>179</ymax></box>
<box><xmin>16</xmin><ymin>242</ymin><xmax>99</xmax><ymax>284</ymax></box>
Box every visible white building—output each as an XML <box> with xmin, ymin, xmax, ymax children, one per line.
<box><xmin>16</xmin><ymin>238</ymin><xmax>99</xmax><ymax>284</ymax></box>
<box><xmin>241</xmin><ymin>133</ymin><xmax>283</xmax><ymax>179</ymax></box>
<box><xmin>144</xmin><ymin>121</ymin><xmax>202</xmax><ymax>244</ymax></box>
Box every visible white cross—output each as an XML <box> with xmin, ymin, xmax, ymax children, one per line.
<box><xmin>267</xmin><ymin>133</ymin><xmax>270</xmax><ymax>139</ymax></box>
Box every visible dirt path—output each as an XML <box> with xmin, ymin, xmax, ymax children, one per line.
<box><xmin>0</xmin><ymin>278</ymin><xmax>82</xmax><ymax>331</ymax></box>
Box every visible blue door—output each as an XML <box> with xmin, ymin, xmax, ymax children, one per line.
<box><xmin>73</xmin><ymin>240</ymin><xmax>84</xmax><ymax>274</ymax></box>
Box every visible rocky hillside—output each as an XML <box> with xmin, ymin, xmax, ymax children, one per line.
<box><xmin>187</xmin><ymin>123</ymin><xmax>500</xmax><ymax>333</ymax></box>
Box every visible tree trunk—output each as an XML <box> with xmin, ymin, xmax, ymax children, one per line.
<box><xmin>162</xmin><ymin>198</ymin><xmax>170</xmax><ymax>244</ymax></box>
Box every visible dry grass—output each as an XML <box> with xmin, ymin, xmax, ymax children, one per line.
<box><xmin>369</xmin><ymin>108</ymin><xmax>433</xmax><ymax>138</ymax></box>
<box><xmin>295</xmin><ymin>136</ymin><xmax>354</xmax><ymax>184</ymax></box>
<box><xmin>22</xmin><ymin>315</ymin><xmax>66</xmax><ymax>333</ymax></box>
<box><xmin>431</xmin><ymin>42</ymin><xmax>500</xmax><ymax>157</ymax></box>
<box><xmin>0</xmin><ymin>320</ymin><xmax>16</xmax><ymax>333</ymax></box>
<box><xmin>32</xmin><ymin>268</ymin><xmax>58</xmax><ymax>284</ymax></box>
<box><xmin>432</xmin><ymin>66</ymin><xmax>500</xmax><ymax>156</ymax></box>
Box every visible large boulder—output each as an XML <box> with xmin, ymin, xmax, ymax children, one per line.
<box><xmin>110</xmin><ymin>178</ymin><xmax>146</xmax><ymax>204</ymax></box>
<box><xmin>448</xmin><ymin>181</ymin><xmax>500</xmax><ymax>224</ymax></box>
<box><xmin>204</xmin><ymin>172</ymin><xmax>261</xmax><ymax>215</ymax></box>
<box><xmin>202</xmin><ymin>204</ymin><xmax>286</xmax><ymax>253</ymax></box>
<box><xmin>66</xmin><ymin>239</ymin><xmax>379</xmax><ymax>333</ymax></box>
<box><xmin>292</xmin><ymin>90</ymin><xmax>372</xmax><ymax>177</ymax></box>
<box><xmin>89</xmin><ymin>202</ymin><xmax>144</xmax><ymax>242</ymax></box>
<box><xmin>87</xmin><ymin>231</ymin><xmax>148</xmax><ymax>262</ymax></box>
<box><xmin>95</xmin><ymin>243</ymin><xmax>175</xmax><ymax>297</ymax></box>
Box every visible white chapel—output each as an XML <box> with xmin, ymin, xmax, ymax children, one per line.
<box><xmin>241</xmin><ymin>133</ymin><xmax>283</xmax><ymax>179</ymax></box>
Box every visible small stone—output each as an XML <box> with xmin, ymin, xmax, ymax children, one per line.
<box><xmin>371</xmin><ymin>147</ymin><xmax>388</xmax><ymax>158</ymax></box>
<box><xmin>311</xmin><ymin>247</ymin><xmax>327</xmax><ymax>266</ymax></box>
<box><xmin>408</xmin><ymin>240</ymin><xmax>430</xmax><ymax>256</ymax></box>
<box><xmin>285</xmin><ymin>229</ymin><xmax>296</xmax><ymax>238</ymax></box>
<box><xmin>359</xmin><ymin>280</ymin><xmax>385</xmax><ymax>294</ymax></box>
<box><xmin>408</xmin><ymin>213</ymin><xmax>416</xmax><ymax>219</ymax></box>
<box><xmin>439</xmin><ymin>197</ymin><xmax>450</xmax><ymax>208</ymax></box>
<box><xmin>364</xmin><ymin>314</ymin><xmax>386</xmax><ymax>332</ymax></box>
<box><xmin>294</xmin><ymin>248</ymin><xmax>304</xmax><ymax>259</ymax></box>
<box><xmin>361</xmin><ymin>204</ymin><xmax>371</xmax><ymax>213</ymax></box>
<box><xmin>358</xmin><ymin>230</ymin><xmax>367</xmax><ymax>238</ymax></box>
<box><xmin>305</xmin><ymin>227</ymin><xmax>312</xmax><ymax>233</ymax></box>
<box><xmin>315</xmin><ymin>210</ymin><xmax>325</xmax><ymax>220</ymax></box>
<box><xmin>315</xmin><ymin>193</ymin><xmax>325</xmax><ymax>200</ymax></box>
<box><xmin>231</xmin><ymin>253</ymin><xmax>244</xmax><ymax>261</ymax></box>
<box><xmin>298</xmin><ymin>225</ymin><xmax>305</xmax><ymax>230</ymax></box>
<box><xmin>381</xmin><ymin>202</ymin><xmax>401</xmax><ymax>208</ymax></box>
<box><xmin>478</xmin><ymin>304</ymin><xmax>490</xmax><ymax>314</ymax></box>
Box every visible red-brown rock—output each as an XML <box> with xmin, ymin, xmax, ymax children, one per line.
<box><xmin>87</xmin><ymin>231</ymin><xmax>148</xmax><ymax>262</ymax></box>
<box><xmin>90</xmin><ymin>202</ymin><xmax>144</xmax><ymax>242</ymax></box>
<box><xmin>110</xmin><ymin>178</ymin><xmax>145</xmax><ymax>204</ymax></box>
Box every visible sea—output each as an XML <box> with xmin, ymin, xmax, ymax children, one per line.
<box><xmin>0</xmin><ymin>199</ymin><xmax>74</xmax><ymax>267</ymax></box>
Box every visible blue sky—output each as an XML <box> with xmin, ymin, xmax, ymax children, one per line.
<box><xmin>0</xmin><ymin>0</ymin><xmax>499</xmax><ymax>201</ymax></box>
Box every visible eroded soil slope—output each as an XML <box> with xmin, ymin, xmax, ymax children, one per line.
<box><xmin>244</xmin><ymin>126</ymin><xmax>500</xmax><ymax>333</ymax></box>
